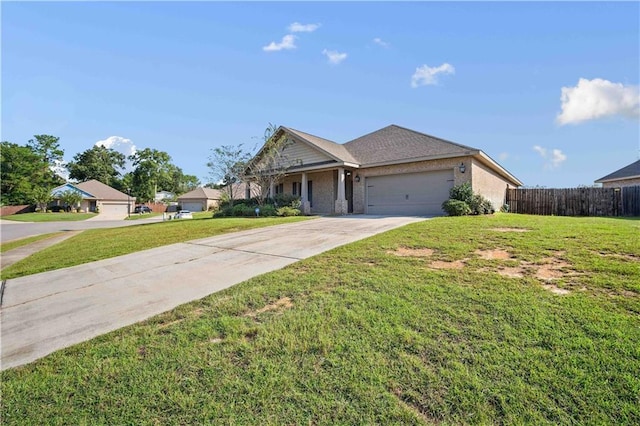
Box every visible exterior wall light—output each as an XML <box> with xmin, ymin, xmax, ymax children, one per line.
<box><xmin>459</xmin><ymin>162</ymin><xmax>466</xmax><ymax>173</ymax></box>
<box><xmin>355</xmin><ymin>174</ymin><xmax>361</xmax><ymax>183</ymax></box>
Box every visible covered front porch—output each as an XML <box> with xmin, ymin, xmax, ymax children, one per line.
<box><xmin>274</xmin><ymin>167</ymin><xmax>360</xmax><ymax>215</ymax></box>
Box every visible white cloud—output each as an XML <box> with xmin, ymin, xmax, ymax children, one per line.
<box><xmin>498</xmin><ymin>152</ymin><xmax>509</xmax><ymax>161</ymax></box>
<box><xmin>96</xmin><ymin>136</ymin><xmax>137</xmax><ymax>157</ymax></box>
<box><xmin>550</xmin><ymin>149</ymin><xmax>567</xmax><ymax>168</ymax></box>
<box><xmin>51</xmin><ymin>159</ymin><xmax>69</xmax><ymax>181</ymax></box>
<box><xmin>533</xmin><ymin>145</ymin><xmax>547</xmax><ymax>157</ymax></box>
<box><xmin>533</xmin><ymin>145</ymin><xmax>566</xmax><ymax>169</ymax></box>
<box><xmin>288</xmin><ymin>22</ymin><xmax>320</xmax><ymax>33</ymax></box>
<box><xmin>373</xmin><ymin>37</ymin><xmax>390</xmax><ymax>48</ymax></box>
<box><xmin>411</xmin><ymin>63</ymin><xmax>455</xmax><ymax>88</ymax></box>
<box><xmin>263</xmin><ymin>34</ymin><xmax>297</xmax><ymax>52</ymax></box>
<box><xmin>322</xmin><ymin>49</ymin><xmax>347</xmax><ymax>65</ymax></box>
<box><xmin>557</xmin><ymin>78</ymin><xmax>640</xmax><ymax>125</ymax></box>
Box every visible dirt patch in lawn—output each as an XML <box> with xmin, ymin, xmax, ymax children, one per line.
<box><xmin>490</xmin><ymin>227</ymin><xmax>530</xmax><ymax>233</ymax></box>
<box><xmin>475</xmin><ymin>249</ymin><xmax>512</xmax><ymax>260</ymax></box>
<box><xmin>542</xmin><ymin>284</ymin><xmax>571</xmax><ymax>295</ymax></box>
<box><xmin>246</xmin><ymin>297</ymin><xmax>293</xmax><ymax>317</ymax></box>
<box><xmin>429</xmin><ymin>260</ymin><xmax>466</xmax><ymax>269</ymax></box>
<box><xmin>390</xmin><ymin>247</ymin><xmax>435</xmax><ymax>257</ymax></box>
<box><xmin>497</xmin><ymin>267</ymin><xmax>526</xmax><ymax>278</ymax></box>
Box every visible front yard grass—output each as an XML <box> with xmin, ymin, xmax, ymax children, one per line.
<box><xmin>0</xmin><ymin>216</ymin><xmax>312</xmax><ymax>279</ymax></box>
<box><xmin>1</xmin><ymin>214</ymin><xmax>639</xmax><ymax>424</ymax></box>
<box><xmin>1</xmin><ymin>212</ymin><xmax>97</xmax><ymax>222</ymax></box>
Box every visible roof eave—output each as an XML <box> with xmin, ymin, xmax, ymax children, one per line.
<box><xmin>595</xmin><ymin>174</ymin><xmax>640</xmax><ymax>183</ymax></box>
<box><xmin>474</xmin><ymin>151</ymin><xmax>524</xmax><ymax>187</ymax></box>
<box><xmin>360</xmin><ymin>152</ymin><xmax>477</xmax><ymax>169</ymax></box>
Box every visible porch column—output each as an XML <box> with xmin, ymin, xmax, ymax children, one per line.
<box><xmin>301</xmin><ymin>172</ymin><xmax>310</xmax><ymax>215</ymax></box>
<box><xmin>269</xmin><ymin>181</ymin><xmax>275</xmax><ymax>198</ymax></box>
<box><xmin>335</xmin><ymin>168</ymin><xmax>348</xmax><ymax>215</ymax></box>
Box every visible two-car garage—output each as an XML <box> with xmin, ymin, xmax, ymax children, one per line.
<box><xmin>365</xmin><ymin>170</ymin><xmax>454</xmax><ymax>216</ymax></box>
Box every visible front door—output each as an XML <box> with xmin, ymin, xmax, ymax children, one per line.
<box><xmin>346</xmin><ymin>172</ymin><xmax>354</xmax><ymax>213</ymax></box>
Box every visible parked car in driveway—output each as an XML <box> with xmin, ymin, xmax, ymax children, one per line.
<box><xmin>174</xmin><ymin>210</ymin><xmax>193</xmax><ymax>219</ymax></box>
<box><xmin>134</xmin><ymin>205</ymin><xmax>152</xmax><ymax>214</ymax></box>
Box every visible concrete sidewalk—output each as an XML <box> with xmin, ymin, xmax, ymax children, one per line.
<box><xmin>0</xmin><ymin>215</ymin><xmax>425</xmax><ymax>370</ymax></box>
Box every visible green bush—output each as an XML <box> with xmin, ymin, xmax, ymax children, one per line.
<box><xmin>276</xmin><ymin>206</ymin><xmax>301</xmax><ymax>217</ymax></box>
<box><xmin>449</xmin><ymin>182</ymin><xmax>473</xmax><ymax>203</ymax></box>
<box><xmin>274</xmin><ymin>194</ymin><xmax>300</xmax><ymax>208</ymax></box>
<box><xmin>257</xmin><ymin>205</ymin><xmax>277</xmax><ymax>217</ymax></box>
<box><xmin>442</xmin><ymin>199</ymin><xmax>472</xmax><ymax>216</ymax></box>
<box><xmin>442</xmin><ymin>183</ymin><xmax>493</xmax><ymax>216</ymax></box>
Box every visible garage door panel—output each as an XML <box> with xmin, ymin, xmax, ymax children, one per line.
<box><xmin>366</xmin><ymin>170</ymin><xmax>454</xmax><ymax>216</ymax></box>
<box><xmin>182</xmin><ymin>202</ymin><xmax>203</xmax><ymax>212</ymax></box>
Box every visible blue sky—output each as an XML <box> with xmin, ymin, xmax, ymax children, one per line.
<box><xmin>2</xmin><ymin>1</ymin><xmax>639</xmax><ymax>187</ymax></box>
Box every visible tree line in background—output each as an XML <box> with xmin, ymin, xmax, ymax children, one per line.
<box><xmin>1</xmin><ymin>135</ymin><xmax>200</xmax><ymax>206</ymax></box>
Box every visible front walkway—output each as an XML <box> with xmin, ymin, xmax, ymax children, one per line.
<box><xmin>0</xmin><ymin>215</ymin><xmax>426</xmax><ymax>370</ymax></box>
<box><xmin>1</xmin><ymin>231</ymin><xmax>82</xmax><ymax>270</ymax></box>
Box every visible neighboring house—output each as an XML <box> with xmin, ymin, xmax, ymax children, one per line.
<box><xmin>51</xmin><ymin>180</ymin><xmax>131</xmax><ymax>216</ymax></box>
<box><xmin>177</xmin><ymin>183</ymin><xmax>254</xmax><ymax>212</ymax></box>
<box><xmin>595</xmin><ymin>159</ymin><xmax>640</xmax><ymax>188</ymax></box>
<box><xmin>246</xmin><ymin>124</ymin><xmax>522</xmax><ymax>216</ymax></box>
<box><xmin>154</xmin><ymin>190</ymin><xmax>175</xmax><ymax>202</ymax></box>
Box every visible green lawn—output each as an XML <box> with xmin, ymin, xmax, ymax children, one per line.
<box><xmin>0</xmin><ymin>215</ymin><xmax>312</xmax><ymax>279</ymax></box>
<box><xmin>1</xmin><ymin>214</ymin><xmax>639</xmax><ymax>424</ymax></box>
<box><xmin>1</xmin><ymin>212</ymin><xmax>96</xmax><ymax>222</ymax></box>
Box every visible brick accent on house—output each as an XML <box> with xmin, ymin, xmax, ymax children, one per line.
<box><xmin>470</xmin><ymin>159</ymin><xmax>512</xmax><ymax>210</ymax></box>
<box><xmin>602</xmin><ymin>177</ymin><xmax>640</xmax><ymax>188</ymax></box>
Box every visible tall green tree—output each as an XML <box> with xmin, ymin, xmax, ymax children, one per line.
<box><xmin>129</xmin><ymin>148</ymin><xmax>173</xmax><ymax>202</ymax></box>
<box><xmin>27</xmin><ymin>135</ymin><xmax>65</xmax><ymax>188</ymax></box>
<box><xmin>164</xmin><ymin>165</ymin><xmax>200</xmax><ymax>195</ymax></box>
<box><xmin>67</xmin><ymin>145</ymin><xmax>126</xmax><ymax>186</ymax></box>
<box><xmin>1</xmin><ymin>142</ymin><xmax>41</xmax><ymax>205</ymax></box>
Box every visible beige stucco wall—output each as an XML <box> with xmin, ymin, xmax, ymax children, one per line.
<box><xmin>352</xmin><ymin>157</ymin><xmax>472</xmax><ymax>214</ymax></box>
<box><xmin>470</xmin><ymin>159</ymin><xmax>512</xmax><ymax>210</ymax></box>
<box><xmin>601</xmin><ymin>177</ymin><xmax>640</xmax><ymax>188</ymax></box>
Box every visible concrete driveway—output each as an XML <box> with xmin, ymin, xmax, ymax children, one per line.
<box><xmin>0</xmin><ymin>215</ymin><xmax>425</xmax><ymax>370</ymax></box>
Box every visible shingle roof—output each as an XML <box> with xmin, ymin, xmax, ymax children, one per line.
<box><xmin>74</xmin><ymin>180</ymin><xmax>129</xmax><ymax>201</ymax></box>
<box><xmin>343</xmin><ymin>125</ymin><xmax>478</xmax><ymax>166</ymax></box>
<box><xmin>284</xmin><ymin>127</ymin><xmax>359</xmax><ymax>164</ymax></box>
<box><xmin>595</xmin><ymin>159</ymin><xmax>640</xmax><ymax>183</ymax></box>
<box><xmin>177</xmin><ymin>184</ymin><xmax>249</xmax><ymax>200</ymax></box>
<box><xmin>177</xmin><ymin>187</ymin><xmax>223</xmax><ymax>200</ymax></box>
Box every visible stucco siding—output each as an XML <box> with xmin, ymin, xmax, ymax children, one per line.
<box><xmin>352</xmin><ymin>158</ymin><xmax>471</xmax><ymax>214</ymax></box>
<box><xmin>470</xmin><ymin>160</ymin><xmax>511</xmax><ymax>210</ymax></box>
<box><xmin>601</xmin><ymin>177</ymin><xmax>640</xmax><ymax>188</ymax></box>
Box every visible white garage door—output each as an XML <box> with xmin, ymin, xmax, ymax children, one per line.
<box><xmin>182</xmin><ymin>202</ymin><xmax>203</xmax><ymax>212</ymax></box>
<box><xmin>366</xmin><ymin>170</ymin><xmax>454</xmax><ymax>216</ymax></box>
<box><xmin>99</xmin><ymin>202</ymin><xmax>129</xmax><ymax>217</ymax></box>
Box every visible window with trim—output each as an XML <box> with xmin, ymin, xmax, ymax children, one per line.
<box><xmin>292</xmin><ymin>182</ymin><xmax>302</xmax><ymax>196</ymax></box>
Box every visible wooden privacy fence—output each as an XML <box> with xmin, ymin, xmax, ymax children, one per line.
<box><xmin>505</xmin><ymin>186</ymin><xmax>640</xmax><ymax>217</ymax></box>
